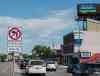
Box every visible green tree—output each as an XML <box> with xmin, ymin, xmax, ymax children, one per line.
<box><xmin>22</xmin><ymin>53</ymin><xmax>32</xmax><ymax>60</ymax></box>
<box><xmin>32</xmin><ymin>45</ymin><xmax>53</xmax><ymax>59</ymax></box>
<box><xmin>0</xmin><ymin>54</ymin><xmax>7</xmax><ymax>62</ymax></box>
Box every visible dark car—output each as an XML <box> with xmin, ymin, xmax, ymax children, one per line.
<box><xmin>16</xmin><ymin>59</ymin><xmax>28</xmax><ymax>69</ymax></box>
<box><xmin>67</xmin><ymin>64</ymin><xmax>73</xmax><ymax>73</ymax></box>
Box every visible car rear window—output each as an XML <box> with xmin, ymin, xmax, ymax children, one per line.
<box><xmin>30</xmin><ymin>61</ymin><xmax>43</xmax><ymax>65</ymax></box>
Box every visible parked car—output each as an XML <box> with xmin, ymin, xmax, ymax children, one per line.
<box><xmin>46</xmin><ymin>61</ymin><xmax>57</xmax><ymax>71</ymax></box>
<box><xmin>25</xmin><ymin>60</ymin><xmax>46</xmax><ymax>76</ymax></box>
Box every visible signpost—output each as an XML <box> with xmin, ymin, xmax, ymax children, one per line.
<box><xmin>8</xmin><ymin>26</ymin><xmax>22</xmax><ymax>76</ymax></box>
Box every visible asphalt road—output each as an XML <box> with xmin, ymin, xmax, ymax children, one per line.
<box><xmin>46</xmin><ymin>66</ymin><xmax>72</xmax><ymax>76</ymax></box>
<box><xmin>15</xmin><ymin>66</ymin><xmax>72</xmax><ymax>76</ymax></box>
<box><xmin>1</xmin><ymin>62</ymin><xmax>100</xmax><ymax>76</ymax></box>
<box><xmin>15</xmin><ymin>64</ymin><xmax>72</xmax><ymax>76</ymax></box>
<box><xmin>14</xmin><ymin>64</ymin><xmax>100</xmax><ymax>76</ymax></box>
<box><xmin>0</xmin><ymin>62</ymin><xmax>14</xmax><ymax>76</ymax></box>
<box><xmin>0</xmin><ymin>62</ymin><xmax>72</xmax><ymax>76</ymax></box>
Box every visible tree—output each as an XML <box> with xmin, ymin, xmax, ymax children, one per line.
<box><xmin>22</xmin><ymin>53</ymin><xmax>32</xmax><ymax>60</ymax></box>
<box><xmin>32</xmin><ymin>45</ymin><xmax>53</xmax><ymax>59</ymax></box>
<box><xmin>0</xmin><ymin>54</ymin><xmax>7</xmax><ymax>62</ymax></box>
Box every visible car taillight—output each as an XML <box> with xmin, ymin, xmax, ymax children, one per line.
<box><xmin>27</xmin><ymin>65</ymin><xmax>32</xmax><ymax>67</ymax></box>
<box><xmin>42</xmin><ymin>65</ymin><xmax>46</xmax><ymax>67</ymax></box>
<box><xmin>42</xmin><ymin>64</ymin><xmax>46</xmax><ymax>67</ymax></box>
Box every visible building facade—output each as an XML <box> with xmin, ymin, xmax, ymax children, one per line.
<box><xmin>87</xmin><ymin>18</ymin><xmax>100</xmax><ymax>31</ymax></box>
<box><xmin>62</xmin><ymin>31</ymin><xmax>83</xmax><ymax>65</ymax></box>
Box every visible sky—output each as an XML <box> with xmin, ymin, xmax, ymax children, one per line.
<box><xmin>0</xmin><ymin>0</ymin><xmax>100</xmax><ymax>53</ymax></box>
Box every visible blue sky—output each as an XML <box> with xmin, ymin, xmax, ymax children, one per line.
<box><xmin>0</xmin><ymin>0</ymin><xmax>100</xmax><ymax>53</ymax></box>
<box><xmin>0</xmin><ymin>0</ymin><xmax>75</xmax><ymax>18</ymax></box>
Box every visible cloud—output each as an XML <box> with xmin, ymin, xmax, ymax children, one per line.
<box><xmin>0</xmin><ymin>8</ymin><xmax>76</xmax><ymax>52</ymax></box>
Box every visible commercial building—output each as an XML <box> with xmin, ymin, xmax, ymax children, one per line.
<box><xmin>62</xmin><ymin>31</ymin><xmax>83</xmax><ymax>65</ymax></box>
<box><xmin>62</xmin><ymin>32</ymin><xmax>74</xmax><ymax>65</ymax></box>
<box><xmin>56</xmin><ymin>48</ymin><xmax>64</xmax><ymax>64</ymax></box>
<box><xmin>87</xmin><ymin>18</ymin><xmax>100</xmax><ymax>31</ymax></box>
<box><xmin>63</xmin><ymin>32</ymin><xmax>74</xmax><ymax>53</ymax></box>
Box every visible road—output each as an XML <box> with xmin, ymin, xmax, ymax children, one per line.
<box><xmin>46</xmin><ymin>66</ymin><xmax>72</xmax><ymax>76</ymax></box>
<box><xmin>1</xmin><ymin>62</ymin><xmax>100</xmax><ymax>76</ymax></box>
<box><xmin>0</xmin><ymin>62</ymin><xmax>72</xmax><ymax>76</ymax></box>
<box><xmin>0</xmin><ymin>62</ymin><xmax>13</xmax><ymax>76</ymax></box>
<box><xmin>15</xmin><ymin>65</ymin><xmax>72</xmax><ymax>76</ymax></box>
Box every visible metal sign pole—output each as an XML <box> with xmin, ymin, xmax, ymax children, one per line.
<box><xmin>12</xmin><ymin>52</ymin><xmax>15</xmax><ymax>76</ymax></box>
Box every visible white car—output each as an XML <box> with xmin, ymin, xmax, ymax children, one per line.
<box><xmin>25</xmin><ymin>60</ymin><xmax>46</xmax><ymax>76</ymax></box>
<box><xmin>46</xmin><ymin>61</ymin><xmax>57</xmax><ymax>71</ymax></box>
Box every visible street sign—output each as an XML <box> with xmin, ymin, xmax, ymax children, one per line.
<box><xmin>8</xmin><ymin>27</ymin><xmax>22</xmax><ymax>41</ymax></box>
<box><xmin>8</xmin><ymin>26</ymin><xmax>22</xmax><ymax>52</ymax></box>
<box><xmin>7</xmin><ymin>26</ymin><xmax>22</xmax><ymax>76</ymax></box>
<box><xmin>8</xmin><ymin>47</ymin><xmax>22</xmax><ymax>52</ymax></box>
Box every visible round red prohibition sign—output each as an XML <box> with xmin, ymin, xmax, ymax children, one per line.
<box><xmin>9</xmin><ymin>27</ymin><xmax>22</xmax><ymax>40</ymax></box>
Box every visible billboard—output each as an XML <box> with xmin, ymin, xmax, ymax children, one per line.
<box><xmin>77</xmin><ymin>3</ymin><xmax>100</xmax><ymax>20</ymax></box>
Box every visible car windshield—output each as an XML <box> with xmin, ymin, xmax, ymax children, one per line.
<box><xmin>30</xmin><ymin>61</ymin><xmax>43</xmax><ymax>65</ymax></box>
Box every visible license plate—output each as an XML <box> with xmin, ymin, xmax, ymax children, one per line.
<box><xmin>35</xmin><ymin>67</ymin><xmax>40</xmax><ymax>69</ymax></box>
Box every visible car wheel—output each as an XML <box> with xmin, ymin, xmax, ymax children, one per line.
<box><xmin>54</xmin><ymin>69</ymin><xmax>56</xmax><ymax>71</ymax></box>
<box><xmin>72</xmin><ymin>73</ymin><xmax>80</xmax><ymax>76</ymax></box>
<box><xmin>81</xmin><ymin>73</ymin><xmax>89</xmax><ymax>76</ymax></box>
<box><xmin>41</xmin><ymin>73</ymin><xmax>46</xmax><ymax>76</ymax></box>
<box><xmin>46</xmin><ymin>68</ymin><xmax>49</xmax><ymax>71</ymax></box>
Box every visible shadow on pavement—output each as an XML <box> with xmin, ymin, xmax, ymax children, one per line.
<box><xmin>21</xmin><ymin>73</ymin><xmax>44</xmax><ymax>76</ymax></box>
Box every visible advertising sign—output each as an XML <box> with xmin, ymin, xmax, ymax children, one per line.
<box><xmin>77</xmin><ymin>3</ymin><xmax>100</xmax><ymax>20</ymax></box>
<box><xmin>78</xmin><ymin>4</ymin><xmax>96</xmax><ymax>14</ymax></box>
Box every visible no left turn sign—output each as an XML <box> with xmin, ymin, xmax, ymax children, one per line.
<box><xmin>8</xmin><ymin>27</ymin><xmax>22</xmax><ymax>40</ymax></box>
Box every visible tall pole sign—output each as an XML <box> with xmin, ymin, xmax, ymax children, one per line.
<box><xmin>7</xmin><ymin>26</ymin><xmax>22</xmax><ymax>76</ymax></box>
<box><xmin>8</xmin><ymin>26</ymin><xmax>22</xmax><ymax>52</ymax></box>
